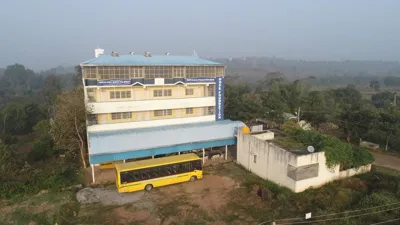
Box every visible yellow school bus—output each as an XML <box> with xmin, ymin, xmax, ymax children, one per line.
<box><xmin>115</xmin><ymin>153</ymin><xmax>203</xmax><ymax>193</ymax></box>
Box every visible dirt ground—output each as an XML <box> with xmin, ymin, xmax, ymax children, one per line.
<box><xmin>371</xmin><ymin>152</ymin><xmax>400</xmax><ymax>171</ymax></box>
<box><xmin>1</xmin><ymin>162</ymin><xmax>268</xmax><ymax>225</ymax></box>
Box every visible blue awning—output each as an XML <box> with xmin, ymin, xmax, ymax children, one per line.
<box><xmin>88</xmin><ymin>120</ymin><xmax>244</xmax><ymax>164</ymax></box>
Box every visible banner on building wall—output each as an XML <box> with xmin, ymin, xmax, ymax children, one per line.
<box><xmin>215</xmin><ymin>76</ymin><xmax>224</xmax><ymax>121</ymax></box>
<box><xmin>98</xmin><ymin>79</ymin><xmax>131</xmax><ymax>86</ymax></box>
<box><xmin>185</xmin><ymin>77</ymin><xmax>216</xmax><ymax>83</ymax></box>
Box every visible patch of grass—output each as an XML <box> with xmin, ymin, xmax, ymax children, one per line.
<box><xmin>77</xmin><ymin>204</ymin><xmax>120</xmax><ymax>224</ymax></box>
<box><xmin>10</xmin><ymin>208</ymin><xmax>52</xmax><ymax>225</ymax></box>
<box><xmin>156</xmin><ymin>194</ymin><xmax>190</xmax><ymax>221</ymax></box>
<box><xmin>373</xmin><ymin>165</ymin><xmax>400</xmax><ymax>177</ymax></box>
<box><xmin>272</xmin><ymin>136</ymin><xmax>306</xmax><ymax>151</ymax></box>
<box><xmin>54</xmin><ymin>202</ymin><xmax>81</xmax><ymax>225</ymax></box>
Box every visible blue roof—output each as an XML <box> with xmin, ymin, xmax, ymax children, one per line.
<box><xmin>88</xmin><ymin>120</ymin><xmax>244</xmax><ymax>156</ymax></box>
<box><xmin>81</xmin><ymin>54</ymin><xmax>221</xmax><ymax>66</ymax></box>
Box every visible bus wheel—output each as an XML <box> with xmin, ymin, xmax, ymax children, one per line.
<box><xmin>145</xmin><ymin>184</ymin><xmax>153</xmax><ymax>191</ymax></box>
<box><xmin>190</xmin><ymin>176</ymin><xmax>197</xmax><ymax>182</ymax></box>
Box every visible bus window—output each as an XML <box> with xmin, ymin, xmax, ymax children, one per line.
<box><xmin>181</xmin><ymin>162</ymin><xmax>192</xmax><ymax>173</ymax></box>
<box><xmin>121</xmin><ymin>171</ymin><xmax>140</xmax><ymax>184</ymax></box>
<box><xmin>193</xmin><ymin>160</ymin><xmax>202</xmax><ymax>170</ymax></box>
<box><xmin>171</xmin><ymin>164</ymin><xmax>180</xmax><ymax>174</ymax></box>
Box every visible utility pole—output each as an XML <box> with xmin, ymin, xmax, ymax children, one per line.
<box><xmin>297</xmin><ymin>107</ymin><xmax>301</xmax><ymax>123</ymax></box>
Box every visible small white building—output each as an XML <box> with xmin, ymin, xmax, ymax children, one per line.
<box><xmin>236</xmin><ymin>130</ymin><xmax>371</xmax><ymax>193</ymax></box>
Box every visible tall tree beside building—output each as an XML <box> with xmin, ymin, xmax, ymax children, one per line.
<box><xmin>378</xmin><ymin>107</ymin><xmax>400</xmax><ymax>151</ymax></box>
<box><xmin>51</xmin><ymin>86</ymin><xmax>90</xmax><ymax>168</ymax></box>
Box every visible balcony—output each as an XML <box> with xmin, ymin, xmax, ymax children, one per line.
<box><xmin>88</xmin><ymin>97</ymin><xmax>215</xmax><ymax>114</ymax></box>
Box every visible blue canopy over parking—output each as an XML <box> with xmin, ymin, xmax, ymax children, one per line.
<box><xmin>88</xmin><ymin>120</ymin><xmax>245</xmax><ymax>164</ymax></box>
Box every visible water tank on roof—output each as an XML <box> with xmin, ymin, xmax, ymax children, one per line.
<box><xmin>95</xmin><ymin>48</ymin><xmax>104</xmax><ymax>58</ymax></box>
<box><xmin>241</xmin><ymin>126</ymin><xmax>250</xmax><ymax>134</ymax></box>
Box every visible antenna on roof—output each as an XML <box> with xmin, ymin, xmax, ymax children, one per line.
<box><xmin>192</xmin><ymin>50</ymin><xmax>198</xmax><ymax>57</ymax></box>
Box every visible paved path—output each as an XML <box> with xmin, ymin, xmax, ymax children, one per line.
<box><xmin>371</xmin><ymin>152</ymin><xmax>400</xmax><ymax>171</ymax></box>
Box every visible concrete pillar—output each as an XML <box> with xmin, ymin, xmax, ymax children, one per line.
<box><xmin>123</xmin><ymin>160</ymin><xmax>126</xmax><ymax>163</ymax></box>
<box><xmin>178</xmin><ymin>152</ymin><xmax>180</xmax><ymax>155</ymax></box>
<box><xmin>91</xmin><ymin>164</ymin><xmax>95</xmax><ymax>184</ymax></box>
<box><xmin>225</xmin><ymin>145</ymin><xmax>228</xmax><ymax>160</ymax></box>
<box><xmin>152</xmin><ymin>155</ymin><xmax>154</xmax><ymax>159</ymax></box>
<box><xmin>202</xmin><ymin>148</ymin><xmax>205</xmax><ymax>164</ymax></box>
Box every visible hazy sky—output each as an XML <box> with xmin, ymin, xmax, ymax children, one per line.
<box><xmin>1</xmin><ymin>0</ymin><xmax>399</xmax><ymax>70</ymax></box>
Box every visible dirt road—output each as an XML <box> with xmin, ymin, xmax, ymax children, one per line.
<box><xmin>371</xmin><ymin>152</ymin><xmax>400</xmax><ymax>171</ymax></box>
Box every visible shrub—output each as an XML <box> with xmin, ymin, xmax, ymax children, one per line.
<box><xmin>27</xmin><ymin>136</ymin><xmax>54</xmax><ymax>162</ymax></box>
<box><xmin>0</xmin><ymin>133</ymin><xmax>17</xmax><ymax>145</ymax></box>
<box><xmin>287</xmin><ymin>128</ymin><xmax>374</xmax><ymax>169</ymax></box>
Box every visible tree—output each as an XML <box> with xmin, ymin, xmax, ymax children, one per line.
<box><xmin>43</xmin><ymin>75</ymin><xmax>62</xmax><ymax>118</ymax></box>
<box><xmin>378</xmin><ymin>107</ymin><xmax>400</xmax><ymax>151</ymax></box>
<box><xmin>301</xmin><ymin>91</ymin><xmax>332</xmax><ymax>125</ymax></box>
<box><xmin>0</xmin><ymin>141</ymin><xmax>14</xmax><ymax>177</ymax></box>
<box><xmin>371</xmin><ymin>91</ymin><xmax>396</xmax><ymax>108</ymax></box>
<box><xmin>260</xmin><ymin>81</ymin><xmax>290</xmax><ymax>127</ymax></box>
<box><xmin>332</xmin><ymin>85</ymin><xmax>362</xmax><ymax>107</ymax></box>
<box><xmin>383</xmin><ymin>76</ymin><xmax>400</xmax><ymax>87</ymax></box>
<box><xmin>51</xmin><ymin>86</ymin><xmax>90</xmax><ymax>168</ymax></box>
<box><xmin>33</xmin><ymin>120</ymin><xmax>51</xmax><ymax>138</ymax></box>
<box><xmin>224</xmin><ymin>84</ymin><xmax>252</xmax><ymax>121</ymax></box>
<box><xmin>338</xmin><ymin>105</ymin><xmax>378</xmax><ymax>143</ymax></box>
<box><xmin>43</xmin><ymin>75</ymin><xmax>61</xmax><ymax>105</ymax></box>
<box><xmin>0</xmin><ymin>102</ymin><xmax>43</xmax><ymax>135</ymax></box>
<box><xmin>1</xmin><ymin>102</ymin><xmax>28</xmax><ymax>135</ymax></box>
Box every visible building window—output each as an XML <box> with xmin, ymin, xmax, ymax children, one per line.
<box><xmin>87</xmin><ymin>89</ymin><xmax>96</xmax><ymax>102</ymax></box>
<box><xmin>164</xmin><ymin>89</ymin><xmax>172</xmax><ymax>96</ymax></box>
<box><xmin>207</xmin><ymin>85</ymin><xmax>215</xmax><ymax>97</ymax></box>
<box><xmin>186</xmin><ymin>108</ymin><xmax>193</xmax><ymax>115</ymax></box>
<box><xmin>207</xmin><ymin>106</ymin><xmax>215</xmax><ymax>115</ymax></box>
<box><xmin>173</xmin><ymin>66</ymin><xmax>185</xmax><ymax>78</ymax></box>
<box><xmin>185</xmin><ymin>88</ymin><xmax>194</xmax><ymax>96</ymax></box>
<box><xmin>83</xmin><ymin>67</ymin><xmax>97</xmax><ymax>79</ymax></box>
<box><xmin>253</xmin><ymin>155</ymin><xmax>257</xmax><ymax>163</ymax></box>
<box><xmin>154</xmin><ymin>109</ymin><xmax>173</xmax><ymax>117</ymax></box>
<box><xmin>154</xmin><ymin>90</ymin><xmax>163</xmax><ymax>97</ymax></box>
<box><xmin>111</xmin><ymin>112</ymin><xmax>132</xmax><ymax>120</ymax></box>
<box><xmin>129</xmin><ymin>66</ymin><xmax>144</xmax><ymax>78</ymax></box>
<box><xmin>154</xmin><ymin>89</ymin><xmax>172</xmax><ymax>97</ymax></box>
<box><xmin>110</xmin><ymin>91</ymin><xmax>131</xmax><ymax>99</ymax></box>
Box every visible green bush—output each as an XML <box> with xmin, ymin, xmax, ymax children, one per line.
<box><xmin>0</xmin><ymin>159</ymin><xmax>79</xmax><ymax>199</ymax></box>
<box><xmin>0</xmin><ymin>133</ymin><xmax>17</xmax><ymax>145</ymax></box>
<box><xmin>357</xmin><ymin>191</ymin><xmax>398</xmax><ymax>208</ymax></box>
<box><xmin>287</xmin><ymin>128</ymin><xmax>374</xmax><ymax>168</ymax></box>
<box><xmin>27</xmin><ymin>136</ymin><xmax>54</xmax><ymax>162</ymax></box>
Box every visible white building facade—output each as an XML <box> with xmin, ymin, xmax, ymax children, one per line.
<box><xmin>236</xmin><ymin>130</ymin><xmax>371</xmax><ymax>193</ymax></box>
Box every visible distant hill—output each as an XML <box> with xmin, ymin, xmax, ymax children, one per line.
<box><xmin>214</xmin><ymin>57</ymin><xmax>400</xmax><ymax>83</ymax></box>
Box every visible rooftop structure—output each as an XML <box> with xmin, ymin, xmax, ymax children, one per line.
<box><xmin>82</xmin><ymin>54</ymin><xmax>221</xmax><ymax>66</ymax></box>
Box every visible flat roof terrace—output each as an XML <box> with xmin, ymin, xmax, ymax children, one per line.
<box><xmin>251</xmin><ymin>129</ymin><xmax>309</xmax><ymax>155</ymax></box>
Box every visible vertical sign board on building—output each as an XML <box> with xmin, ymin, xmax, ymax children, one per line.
<box><xmin>215</xmin><ymin>76</ymin><xmax>224</xmax><ymax>121</ymax></box>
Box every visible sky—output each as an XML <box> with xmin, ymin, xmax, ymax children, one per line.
<box><xmin>0</xmin><ymin>0</ymin><xmax>399</xmax><ymax>70</ymax></box>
